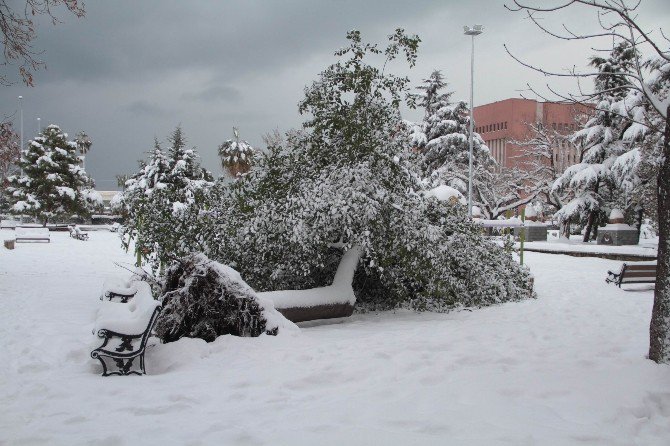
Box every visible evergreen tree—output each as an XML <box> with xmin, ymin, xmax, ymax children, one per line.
<box><xmin>7</xmin><ymin>124</ymin><xmax>100</xmax><ymax>226</ymax></box>
<box><xmin>121</xmin><ymin>127</ymin><xmax>213</xmax><ymax>271</ymax></box>
<box><xmin>409</xmin><ymin>70</ymin><xmax>493</xmax><ymax>197</ymax></box>
<box><xmin>552</xmin><ymin>42</ymin><xmax>640</xmax><ymax>241</ymax></box>
<box><xmin>0</xmin><ymin>122</ymin><xmax>20</xmax><ymax>213</ymax></box>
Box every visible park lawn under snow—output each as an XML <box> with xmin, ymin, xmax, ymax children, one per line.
<box><xmin>1</xmin><ymin>231</ymin><xmax>669</xmax><ymax>445</ymax></box>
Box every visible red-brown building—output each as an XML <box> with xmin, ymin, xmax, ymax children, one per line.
<box><xmin>473</xmin><ymin>98</ymin><xmax>587</xmax><ymax>172</ymax></box>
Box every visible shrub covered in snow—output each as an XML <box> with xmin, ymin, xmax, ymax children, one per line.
<box><xmin>7</xmin><ymin>124</ymin><xmax>100</xmax><ymax>225</ymax></box>
<box><xmin>154</xmin><ymin>253</ymin><xmax>294</xmax><ymax>342</ymax></box>
<box><xmin>198</xmin><ymin>30</ymin><xmax>535</xmax><ymax>313</ymax></box>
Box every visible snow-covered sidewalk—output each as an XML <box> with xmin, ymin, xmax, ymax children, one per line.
<box><xmin>1</xmin><ymin>231</ymin><xmax>669</xmax><ymax>445</ymax></box>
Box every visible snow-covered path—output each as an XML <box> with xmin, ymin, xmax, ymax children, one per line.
<box><xmin>1</xmin><ymin>231</ymin><xmax>669</xmax><ymax>445</ymax></box>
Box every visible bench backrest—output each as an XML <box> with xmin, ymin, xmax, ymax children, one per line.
<box><xmin>621</xmin><ymin>262</ymin><xmax>657</xmax><ymax>283</ymax></box>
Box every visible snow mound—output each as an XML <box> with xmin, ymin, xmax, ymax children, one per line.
<box><xmin>425</xmin><ymin>184</ymin><xmax>466</xmax><ymax>205</ymax></box>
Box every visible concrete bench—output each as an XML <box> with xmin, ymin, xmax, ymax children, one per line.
<box><xmin>15</xmin><ymin>227</ymin><xmax>50</xmax><ymax>243</ymax></box>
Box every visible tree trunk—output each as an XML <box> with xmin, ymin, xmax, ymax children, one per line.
<box><xmin>649</xmin><ymin>107</ymin><xmax>670</xmax><ymax>364</ymax></box>
<box><xmin>634</xmin><ymin>204</ymin><xmax>644</xmax><ymax>238</ymax></box>
<box><xmin>589</xmin><ymin>213</ymin><xmax>599</xmax><ymax>241</ymax></box>
<box><xmin>583</xmin><ymin>211</ymin><xmax>596</xmax><ymax>242</ymax></box>
<box><xmin>583</xmin><ymin>181</ymin><xmax>600</xmax><ymax>242</ymax></box>
<box><xmin>561</xmin><ymin>216</ymin><xmax>571</xmax><ymax>239</ymax></box>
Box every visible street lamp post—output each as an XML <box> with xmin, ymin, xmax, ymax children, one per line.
<box><xmin>464</xmin><ymin>25</ymin><xmax>483</xmax><ymax>219</ymax></box>
<box><xmin>18</xmin><ymin>95</ymin><xmax>24</xmax><ymax>224</ymax></box>
<box><xmin>37</xmin><ymin>117</ymin><xmax>41</xmax><ymax>133</ymax></box>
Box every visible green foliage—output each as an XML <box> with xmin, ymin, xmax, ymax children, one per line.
<box><xmin>7</xmin><ymin>124</ymin><xmax>100</xmax><ymax>225</ymax></box>
<box><xmin>120</xmin><ymin>127</ymin><xmax>213</xmax><ymax>271</ymax></box>
<box><xmin>199</xmin><ymin>30</ymin><xmax>534</xmax><ymax>312</ymax></box>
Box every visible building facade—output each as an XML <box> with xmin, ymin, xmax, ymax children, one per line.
<box><xmin>473</xmin><ymin>98</ymin><xmax>587</xmax><ymax>172</ymax></box>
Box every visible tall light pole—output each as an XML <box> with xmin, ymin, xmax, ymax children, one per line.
<box><xmin>18</xmin><ymin>95</ymin><xmax>24</xmax><ymax>224</ymax></box>
<box><xmin>37</xmin><ymin>117</ymin><xmax>41</xmax><ymax>133</ymax></box>
<box><xmin>464</xmin><ymin>25</ymin><xmax>483</xmax><ymax>218</ymax></box>
<box><xmin>18</xmin><ymin>96</ymin><xmax>23</xmax><ymax>153</ymax></box>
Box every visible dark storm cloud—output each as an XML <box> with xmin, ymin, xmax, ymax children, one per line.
<box><xmin>1</xmin><ymin>0</ymin><xmax>669</xmax><ymax>190</ymax></box>
<box><xmin>182</xmin><ymin>86</ymin><xmax>242</xmax><ymax>103</ymax></box>
<box><xmin>126</xmin><ymin>101</ymin><xmax>168</xmax><ymax>117</ymax></box>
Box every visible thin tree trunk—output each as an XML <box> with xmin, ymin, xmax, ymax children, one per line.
<box><xmin>634</xmin><ymin>204</ymin><xmax>644</xmax><ymax>238</ymax></box>
<box><xmin>583</xmin><ymin>181</ymin><xmax>600</xmax><ymax>242</ymax></box>
<box><xmin>561</xmin><ymin>216</ymin><xmax>571</xmax><ymax>239</ymax></box>
<box><xmin>590</xmin><ymin>213</ymin><xmax>599</xmax><ymax>241</ymax></box>
<box><xmin>649</xmin><ymin>108</ymin><xmax>670</xmax><ymax>363</ymax></box>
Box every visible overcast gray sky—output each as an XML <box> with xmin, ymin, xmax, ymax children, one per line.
<box><xmin>1</xmin><ymin>0</ymin><xmax>668</xmax><ymax>190</ymax></box>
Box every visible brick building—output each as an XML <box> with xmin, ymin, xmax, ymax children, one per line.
<box><xmin>473</xmin><ymin>98</ymin><xmax>588</xmax><ymax>172</ymax></box>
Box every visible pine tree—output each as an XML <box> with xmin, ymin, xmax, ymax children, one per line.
<box><xmin>121</xmin><ymin>127</ymin><xmax>213</xmax><ymax>271</ymax></box>
<box><xmin>7</xmin><ymin>124</ymin><xmax>100</xmax><ymax>226</ymax></box>
<box><xmin>552</xmin><ymin>41</ymin><xmax>639</xmax><ymax>242</ymax></box>
<box><xmin>0</xmin><ymin>122</ymin><xmax>20</xmax><ymax>213</ymax></box>
<box><xmin>410</xmin><ymin>70</ymin><xmax>492</xmax><ymax>178</ymax></box>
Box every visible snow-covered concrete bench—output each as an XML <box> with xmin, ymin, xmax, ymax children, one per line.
<box><xmin>15</xmin><ymin>227</ymin><xmax>50</xmax><ymax>243</ymax></box>
<box><xmin>606</xmin><ymin>262</ymin><xmax>657</xmax><ymax>288</ymax></box>
<box><xmin>92</xmin><ymin>281</ymin><xmax>161</xmax><ymax>376</ymax></box>
<box><xmin>1</xmin><ymin>219</ymin><xmax>19</xmax><ymax>229</ymax></box>
<box><xmin>68</xmin><ymin>225</ymin><xmax>89</xmax><ymax>241</ymax></box>
<box><xmin>259</xmin><ymin>246</ymin><xmax>361</xmax><ymax>323</ymax></box>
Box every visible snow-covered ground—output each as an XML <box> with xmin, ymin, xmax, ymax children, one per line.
<box><xmin>520</xmin><ymin>235</ymin><xmax>658</xmax><ymax>257</ymax></box>
<box><xmin>1</xmin><ymin>231</ymin><xmax>669</xmax><ymax>445</ymax></box>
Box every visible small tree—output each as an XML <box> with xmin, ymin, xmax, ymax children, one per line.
<box><xmin>0</xmin><ymin>122</ymin><xmax>20</xmax><ymax>212</ymax></box>
<box><xmin>121</xmin><ymin>127</ymin><xmax>213</xmax><ymax>271</ymax></box>
<box><xmin>75</xmin><ymin>131</ymin><xmax>92</xmax><ymax>168</ymax></box>
<box><xmin>218</xmin><ymin>127</ymin><xmax>256</xmax><ymax>177</ymax></box>
<box><xmin>7</xmin><ymin>124</ymin><xmax>100</xmax><ymax>225</ymax></box>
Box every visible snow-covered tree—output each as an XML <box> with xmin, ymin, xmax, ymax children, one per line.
<box><xmin>552</xmin><ymin>42</ymin><xmax>639</xmax><ymax>242</ymax></box>
<box><xmin>0</xmin><ymin>122</ymin><xmax>20</xmax><ymax>213</ymax></box>
<box><xmin>201</xmin><ymin>30</ymin><xmax>534</xmax><ymax>312</ymax></box>
<box><xmin>512</xmin><ymin>120</ymin><xmax>581</xmax><ymax>217</ymax></box>
<box><xmin>507</xmin><ymin>0</ymin><xmax>670</xmax><ymax>364</ymax></box>
<box><xmin>120</xmin><ymin>127</ymin><xmax>213</xmax><ymax>271</ymax></box>
<box><xmin>218</xmin><ymin>127</ymin><xmax>256</xmax><ymax>177</ymax></box>
<box><xmin>7</xmin><ymin>124</ymin><xmax>100</xmax><ymax>225</ymax></box>
<box><xmin>409</xmin><ymin>70</ymin><xmax>492</xmax><ymax>179</ymax></box>
<box><xmin>408</xmin><ymin>71</ymin><xmax>537</xmax><ymax>220</ymax></box>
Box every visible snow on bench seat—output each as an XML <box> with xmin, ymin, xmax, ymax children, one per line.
<box><xmin>100</xmin><ymin>276</ymin><xmax>141</xmax><ymax>302</ymax></box>
<box><xmin>258</xmin><ymin>246</ymin><xmax>362</xmax><ymax>323</ymax></box>
<box><xmin>14</xmin><ymin>227</ymin><xmax>50</xmax><ymax>243</ymax></box>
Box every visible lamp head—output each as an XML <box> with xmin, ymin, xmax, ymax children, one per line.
<box><xmin>464</xmin><ymin>24</ymin><xmax>484</xmax><ymax>36</ymax></box>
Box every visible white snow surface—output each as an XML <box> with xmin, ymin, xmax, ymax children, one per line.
<box><xmin>259</xmin><ymin>246</ymin><xmax>362</xmax><ymax>309</ymax></box>
<box><xmin>1</xmin><ymin>231</ymin><xmax>669</xmax><ymax>445</ymax></box>
<box><xmin>424</xmin><ymin>184</ymin><xmax>466</xmax><ymax>205</ymax></box>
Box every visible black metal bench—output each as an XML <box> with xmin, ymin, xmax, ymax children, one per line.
<box><xmin>91</xmin><ymin>306</ymin><xmax>161</xmax><ymax>376</ymax></box>
<box><xmin>92</xmin><ymin>282</ymin><xmax>161</xmax><ymax>376</ymax></box>
<box><xmin>606</xmin><ymin>262</ymin><xmax>657</xmax><ymax>288</ymax></box>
